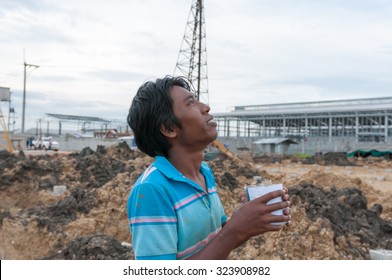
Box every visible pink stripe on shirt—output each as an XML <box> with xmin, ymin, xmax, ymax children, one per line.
<box><xmin>173</xmin><ymin>192</ymin><xmax>205</xmax><ymax>210</ymax></box>
<box><xmin>130</xmin><ymin>217</ymin><xmax>177</xmax><ymax>225</ymax></box>
<box><xmin>176</xmin><ymin>229</ymin><xmax>220</xmax><ymax>259</ymax></box>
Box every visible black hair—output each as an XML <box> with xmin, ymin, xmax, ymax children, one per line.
<box><xmin>127</xmin><ymin>75</ymin><xmax>191</xmax><ymax>157</ymax></box>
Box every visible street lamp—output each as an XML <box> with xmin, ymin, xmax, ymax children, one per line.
<box><xmin>21</xmin><ymin>62</ymin><xmax>39</xmax><ymax>134</ymax></box>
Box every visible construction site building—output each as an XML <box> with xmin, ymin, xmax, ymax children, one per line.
<box><xmin>214</xmin><ymin>96</ymin><xmax>392</xmax><ymax>155</ymax></box>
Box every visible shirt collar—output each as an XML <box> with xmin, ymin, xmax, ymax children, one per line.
<box><xmin>153</xmin><ymin>156</ymin><xmax>211</xmax><ymax>192</ymax></box>
<box><xmin>153</xmin><ymin>156</ymin><xmax>184</xmax><ymax>181</ymax></box>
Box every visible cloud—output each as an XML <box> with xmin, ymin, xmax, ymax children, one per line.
<box><xmin>1</xmin><ymin>0</ymin><xmax>392</xmax><ymax>131</ymax></box>
<box><xmin>86</xmin><ymin>70</ymin><xmax>145</xmax><ymax>83</ymax></box>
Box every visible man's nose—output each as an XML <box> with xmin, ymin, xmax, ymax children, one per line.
<box><xmin>199</xmin><ymin>101</ymin><xmax>210</xmax><ymax>113</ymax></box>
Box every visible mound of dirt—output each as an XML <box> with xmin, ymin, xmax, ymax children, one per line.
<box><xmin>229</xmin><ymin>184</ymin><xmax>392</xmax><ymax>260</ymax></box>
<box><xmin>23</xmin><ymin>188</ymin><xmax>98</xmax><ymax>232</ymax></box>
<box><xmin>43</xmin><ymin>235</ymin><xmax>134</xmax><ymax>260</ymax></box>
<box><xmin>291</xmin><ymin>185</ymin><xmax>392</xmax><ymax>249</ymax></box>
<box><xmin>303</xmin><ymin>152</ymin><xmax>356</xmax><ymax>166</ymax></box>
<box><xmin>252</xmin><ymin>152</ymin><xmax>358</xmax><ymax>166</ymax></box>
<box><xmin>72</xmin><ymin>144</ymin><xmax>142</xmax><ymax>189</ymax></box>
<box><xmin>1</xmin><ymin>145</ymin><xmax>391</xmax><ymax>260</ymax></box>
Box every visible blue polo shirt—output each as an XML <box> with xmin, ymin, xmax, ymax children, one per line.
<box><xmin>127</xmin><ymin>156</ymin><xmax>227</xmax><ymax>260</ymax></box>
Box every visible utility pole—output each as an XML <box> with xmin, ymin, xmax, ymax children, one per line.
<box><xmin>22</xmin><ymin>61</ymin><xmax>39</xmax><ymax>134</ymax></box>
<box><xmin>8</xmin><ymin>91</ymin><xmax>14</xmax><ymax>132</ymax></box>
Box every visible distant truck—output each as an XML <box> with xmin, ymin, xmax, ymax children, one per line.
<box><xmin>117</xmin><ymin>136</ymin><xmax>137</xmax><ymax>151</ymax></box>
<box><xmin>32</xmin><ymin>136</ymin><xmax>60</xmax><ymax>151</ymax></box>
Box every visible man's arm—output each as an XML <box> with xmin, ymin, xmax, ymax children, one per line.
<box><xmin>186</xmin><ymin>189</ymin><xmax>291</xmax><ymax>260</ymax></box>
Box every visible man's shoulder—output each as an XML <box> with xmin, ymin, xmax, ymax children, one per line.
<box><xmin>134</xmin><ymin>164</ymin><xmax>165</xmax><ymax>187</ymax></box>
<box><xmin>132</xmin><ymin>158</ymin><xmax>178</xmax><ymax>190</ymax></box>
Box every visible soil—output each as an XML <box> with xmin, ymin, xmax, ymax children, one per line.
<box><xmin>0</xmin><ymin>146</ymin><xmax>391</xmax><ymax>260</ymax></box>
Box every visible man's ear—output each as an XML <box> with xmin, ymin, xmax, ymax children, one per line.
<box><xmin>160</xmin><ymin>124</ymin><xmax>177</xmax><ymax>139</ymax></box>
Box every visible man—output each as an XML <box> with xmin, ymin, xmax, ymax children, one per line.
<box><xmin>127</xmin><ymin>76</ymin><xmax>291</xmax><ymax>260</ymax></box>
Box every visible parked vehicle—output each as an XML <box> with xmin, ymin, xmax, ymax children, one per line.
<box><xmin>32</xmin><ymin>136</ymin><xmax>60</xmax><ymax>151</ymax></box>
<box><xmin>117</xmin><ymin>136</ymin><xmax>137</xmax><ymax>150</ymax></box>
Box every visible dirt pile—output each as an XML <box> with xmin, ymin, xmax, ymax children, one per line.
<box><xmin>227</xmin><ymin>184</ymin><xmax>392</xmax><ymax>260</ymax></box>
<box><xmin>206</xmin><ymin>156</ymin><xmax>392</xmax><ymax>259</ymax></box>
<box><xmin>252</xmin><ymin>152</ymin><xmax>356</xmax><ymax>166</ymax></box>
<box><xmin>0</xmin><ymin>146</ymin><xmax>391</xmax><ymax>259</ymax></box>
<box><xmin>43</xmin><ymin>235</ymin><xmax>134</xmax><ymax>260</ymax></box>
<box><xmin>302</xmin><ymin>152</ymin><xmax>356</xmax><ymax>166</ymax></box>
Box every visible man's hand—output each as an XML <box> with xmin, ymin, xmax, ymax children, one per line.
<box><xmin>226</xmin><ymin>188</ymin><xmax>291</xmax><ymax>246</ymax></box>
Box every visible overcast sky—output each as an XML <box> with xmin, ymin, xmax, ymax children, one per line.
<box><xmin>1</xmin><ymin>0</ymin><xmax>392</xmax><ymax>131</ymax></box>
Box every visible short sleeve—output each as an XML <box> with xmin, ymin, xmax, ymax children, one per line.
<box><xmin>127</xmin><ymin>183</ymin><xmax>178</xmax><ymax>259</ymax></box>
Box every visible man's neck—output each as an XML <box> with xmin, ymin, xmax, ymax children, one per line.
<box><xmin>167</xmin><ymin>148</ymin><xmax>204</xmax><ymax>179</ymax></box>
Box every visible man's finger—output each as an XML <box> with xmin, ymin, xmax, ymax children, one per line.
<box><xmin>253</xmin><ymin>189</ymin><xmax>285</xmax><ymax>204</ymax></box>
<box><xmin>266</xmin><ymin>200</ymin><xmax>290</xmax><ymax>212</ymax></box>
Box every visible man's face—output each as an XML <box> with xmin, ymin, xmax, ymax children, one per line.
<box><xmin>170</xmin><ymin>85</ymin><xmax>217</xmax><ymax>148</ymax></box>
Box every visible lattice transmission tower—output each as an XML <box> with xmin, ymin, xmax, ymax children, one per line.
<box><xmin>174</xmin><ymin>0</ymin><xmax>209</xmax><ymax>104</ymax></box>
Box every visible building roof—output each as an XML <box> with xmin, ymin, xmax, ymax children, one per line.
<box><xmin>252</xmin><ymin>138</ymin><xmax>298</xmax><ymax>145</ymax></box>
<box><xmin>214</xmin><ymin>96</ymin><xmax>392</xmax><ymax>118</ymax></box>
<box><xmin>46</xmin><ymin>113</ymin><xmax>110</xmax><ymax>123</ymax></box>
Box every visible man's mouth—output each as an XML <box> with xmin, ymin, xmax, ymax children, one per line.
<box><xmin>207</xmin><ymin>116</ymin><xmax>217</xmax><ymax>126</ymax></box>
